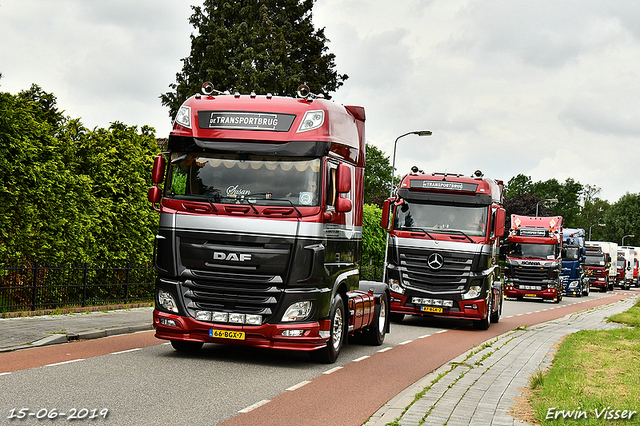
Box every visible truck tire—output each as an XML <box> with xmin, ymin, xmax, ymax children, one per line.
<box><xmin>473</xmin><ymin>296</ymin><xmax>491</xmax><ymax>330</ymax></box>
<box><xmin>490</xmin><ymin>292</ymin><xmax>501</xmax><ymax>323</ymax></box>
<box><xmin>363</xmin><ymin>293</ymin><xmax>389</xmax><ymax>346</ymax></box>
<box><xmin>170</xmin><ymin>340</ymin><xmax>203</xmax><ymax>352</ymax></box>
<box><xmin>311</xmin><ymin>294</ymin><xmax>345</xmax><ymax>364</ymax></box>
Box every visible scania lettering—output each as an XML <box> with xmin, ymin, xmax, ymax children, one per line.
<box><xmin>380</xmin><ymin>169</ymin><xmax>506</xmax><ymax>330</ymax></box>
<box><xmin>504</xmin><ymin>215</ymin><xmax>563</xmax><ymax>302</ymax></box>
<box><xmin>148</xmin><ymin>83</ymin><xmax>389</xmax><ymax>363</ymax></box>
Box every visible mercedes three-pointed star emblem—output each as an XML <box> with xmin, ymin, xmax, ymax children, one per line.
<box><xmin>427</xmin><ymin>253</ymin><xmax>444</xmax><ymax>270</ymax></box>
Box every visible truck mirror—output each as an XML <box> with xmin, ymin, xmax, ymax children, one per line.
<box><xmin>336</xmin><ymin>163</ymin><xmax>351</xmax><ymax>193</ymax></box>
<box><xmin>381</xmin><ymin>199</ymin><xmax>391</xmax><ymax>229</ymax></box>
<box><xmin>151</xmin><ymin>155</ymin><xmax>166</xmax><ymax>184</ymax></box>
<box><xmin>148</xmin><ymin>185</ymin><xmax>162</xmax><ymax>204</ymax></box>
<box><xmin>335</xmin><ymin>196</ymin><xmax>352</xmax><ymax>213</ymax></box>
<box><xmin>495</xmin><ymin>208</ymin><xmax>506</xmax><ymax>237</ymax></box>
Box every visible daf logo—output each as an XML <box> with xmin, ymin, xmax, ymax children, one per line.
<box><xmin>427</xmin><ymin>253</ymin><xmax>444</xmax><ymax>270</ymax></box>
<box><xmin>213</xmin><ymin>252</ymin><xmax>252</xmax><ymax>262</ymax></box>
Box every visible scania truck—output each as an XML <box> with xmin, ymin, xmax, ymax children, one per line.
<box><xmin>587</xmin><ymin>241</ymin><xmax>617</xmax><ymax>291</ymax></box>
<box><xmin>584</xmin><ymin>243</ymin><xmax>609</xmax><ymax>292</ymax></box>
<box><xmin>379</xmin><ymin>169</ymin><xmax>506</xmax><ymax>330</ymax></box>
<box><xmin>560</xmin><ymin>228</ymin><xmax>589</xmax><ymax>297</ymax></box>
<box><xmin>504</xmin><ymin>215</ymin><xmax>563</xmax><ymax>303</ymax></box>
<box><xmin>148</xmin><ymin>83</ymin><xmax>389</xmax><ymax>363</ymax></box>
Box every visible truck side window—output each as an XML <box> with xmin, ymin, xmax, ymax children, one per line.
<box><xmin>326</xmin><ymin>162</ymin><xmax>337</xmax><ymax>207</ymax></box>
<box><xmin>490</xmin><ymin>207</ymin><xmax>497</xmax><ymax>237</ymax></box>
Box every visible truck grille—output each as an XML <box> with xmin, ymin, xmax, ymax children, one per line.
<box><xmin>512</xmin><ymin>266</ymin><xmax>549</xmax><ymax>283</ymax></box>
<box><xmin>182</xmin><ymin>278</ymin><xmax>281</xmax><ymax>320</ymax></box>
<box><xmin>400</xmin><ymin>250</ymin><xmax>474</xmax><ymax>291</ymax></box>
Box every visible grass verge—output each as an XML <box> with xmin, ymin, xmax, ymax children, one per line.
<box><xmin>529</xmin><ymin>300</ymin><xmax>640</xmax><ymax>425</ymax></box>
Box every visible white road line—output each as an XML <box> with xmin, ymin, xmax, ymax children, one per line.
<box><xmin>286</xmin><ymin>381</ymin><xmax>310</xmax><ymax>391</ymax></box>
<box><xmin>0</xmin><ymin>372</ymin><xmax>11</xmax><ymax>376</ymax></box>
<box><xmin>110</xmin><ymin>348</ymin><xmax>142</xmax><ymax>355</ymax></box>
<box><xmin>418</xmin><ymin>334</ymin><xmax>431</xmax><ymax>339</ymax></box>
<box><xmin>238</xmin><ymin>399</ymin><xmax>270</xmax><ymax>413</ymax></box>
<box><xmin>44</xmin><ymin>359</ymin><xmax>84</xmax><ymax>367</ymax></box>
<box><xmin>353</xmin><ymin>355</ymin><xmax>370</xmax><ymax>362</ymax></box>
<box><xmin>322</xmin><ymin>366</ymin><xmax>343</xmax><ymax>375</ymax></box>
<box><xmin>399</xmin><ymin>340</ymin><xmax>413</xmax><ymax>345</ymax></box>
<box><xmin>436</xmin><ymin>329</ymin><xmax>448</xmax><ymax>334</ymax></box>
<box><xmin>378</xmin><ymin>347</ymin><xmax>393</xmax><ymax>353</ymax></box>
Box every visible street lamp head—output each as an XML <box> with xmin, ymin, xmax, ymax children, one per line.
<box><xmin>414</xmin><ymin>130</ymin><xmax>433</xmax><ymax>137</ymax></box>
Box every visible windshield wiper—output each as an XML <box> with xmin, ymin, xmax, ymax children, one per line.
<box><xmin>402</xmin><ymin>227</ymin><xmax>435</xmax><ymax>240</ymax></box>
<box><xmin>446</xmin><ymin>229</ymin><xmax>474</xmax><ymax>243</ymax></box>
<box><xmin>183</xmin><ymin>194</ymin><xmax>218</xmax><ymax>212</ymax></box>
<box><xmin>267</xmin><ymin>198</ymin><xmax>302</xmax><ymax>216</ymax></box>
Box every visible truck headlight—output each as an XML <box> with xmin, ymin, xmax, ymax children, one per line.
<box><xmin>297</xmin><ymin>110</ymin><xmax>324</xmax><ymax>133</ymax></box>
<box><xmin>462</xmin><ymin>285</ymin><xmax>482</xmax><ymax>300</ymax></box>
<box><xmin>388</xmin><ymin>279</ymin><xmax>404</xmax><ymax>294</ymax></box>
<box><xmin>174</xmin><ymin>105</ymin><xmax>191</xmax><ymax>128</ymax></box>
<box><xmin>158</xmin><ymin>289</ymin><xmax>179</xmax><ymax>313</ymax></box>
<box><xmin>281</xmin><ymin>301</ymin><xmax>312</xmax><ymax>322</ymax></box>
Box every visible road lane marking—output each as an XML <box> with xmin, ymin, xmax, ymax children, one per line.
<box><xmin>353</xmin><ymin>355</ymin><xmax>370</xmax><ymax>362</ymax></box>
<box><xmin>286</xmin><ymin>381</ymin><xmax>310</xmax><ymax>391</ymax></box>
<box><xmin>110</xmin><ymin>348</ymin><xmax>142</xmax><ymax>355</ymax></box>
<box><xmin>322</xmin><ymin>366</ymin><xmax>343</xmax><ymax>375</ymax></box>
<box><xmin>378</xmin><ymin>347</ymin><xmax>393</xmax><ymax>353</ymax></box>
<box><xmin>44</xmin><ymin>359</ymin><xmax>84</xmax><ymax>367</ymax></box>
<box><xmin>399</xmin><ymin>340</ymin><xmax>413</xmax><ymax>345</ymax></box>
<box><xmin>239</xmin><ymin>399</ymin><xmax>270</xmax><ymax>413</ymax></box>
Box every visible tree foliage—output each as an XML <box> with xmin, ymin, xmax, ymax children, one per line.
<box><xmin>0</xmin><ymin>85</ymin><xmax>159</xmax><ymax>265</ymax></box>
<box><xmin>364</xmin><ymin>143</ymin><xmax>394</xmax><ymax>207</ymax></box>
<box><xmin>161</xmin><ymin>0</ymin><xmax>348</xmax><ymax>118</ymax></box>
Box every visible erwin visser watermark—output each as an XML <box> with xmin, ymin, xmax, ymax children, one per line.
<box><xmin>546</xmin><ymin>407</ymin><xmax>637</xmax><ymax>420</ymax></box>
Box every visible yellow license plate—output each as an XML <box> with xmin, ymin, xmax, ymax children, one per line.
<box><xmin>524</xmin><ymin>293</ymin><xmax>537</xmax><ymax>297</ymax></box>
<box><xmin>210</xmin><ymin>329</ymin><xmax>245</xmax><ymax>340</ymax></box>
<box><xmin>421</xmin><ymin>306</ymin><xmax>443</xmax><ymax>313</ymax></box>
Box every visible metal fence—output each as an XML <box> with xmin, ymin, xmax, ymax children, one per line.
<box><xmin>0</xmin><ymin>263</ymin><xmax>155</xmax><ymax>312</ymax></box>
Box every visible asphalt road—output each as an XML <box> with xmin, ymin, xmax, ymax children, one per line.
<box><xmin>0</xmin><ymin>289</ymin><xmax>634</xmax><ymax>426</ymax></box>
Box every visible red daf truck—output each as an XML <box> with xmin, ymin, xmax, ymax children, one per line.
<box><xmin>148</xmin><ymin>83</ymin><xmax>389</xmax><ymax>363</ymax></box>
<box><xmin>584</xmin><ymin>244</ymin><xmax>610</xmax><ymax>292</ymax></box>
<box><xmin>380</xmin><ymin>169</ymin><xmax>506</xmax><ymax>330</ymax></box>
<box><xmin>504</xmin><ymin>215</ymin><xmax>563</xmax><ymax>302</ymax></box>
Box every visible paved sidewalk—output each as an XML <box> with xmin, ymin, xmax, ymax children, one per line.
<box><xmin>366</xmin><ymin>295</ymin><xmax>638</xmax><ymax>426</ymax></box>
<box><xmin>0</xmin><ymin>306</ymin><xmax>154</xmax><ymax>352</ymax></box>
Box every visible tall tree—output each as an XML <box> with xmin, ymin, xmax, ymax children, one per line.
<box><xmin>161</xmin><ymin>0</ymin><xmax>348</xmax><ymax>118</ymax></box>
<box><xmin>364</xmin><ymin>143</ymin><xmax>394</xmax><ymax>207</ymax></box>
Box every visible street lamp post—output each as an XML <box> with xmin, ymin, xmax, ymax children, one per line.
<box><xmin>382</xmin><ymin>130</ymin><xmax>432</xmax><ymax>283</ymax></box>
<box><xmin>535</xmin><ymin>198</ymin><xmax>558</xmax><ymax>217</ymax></box>
<box><xmin>588</xmin><ymin>223</ymin><xmax>606</xmax><ymax>241</ymax></box>
<box><xmin>622</xmin><ymin>234</ymin><xmax>635</xmax><ymax>246</ymax></box>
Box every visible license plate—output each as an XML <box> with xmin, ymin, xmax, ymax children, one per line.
<box><xmin>524</xmin><ymin>293</ymin><xmax>537</xmax><ymax>297</ymax></box>
<box><xmin>421</xmin><ymin>306</ymin><xmax>443</xmax><ymax>313</ymax></box>
<box><xmin>210</xmin><ymin>329</ymin><xmax>245</xmax><ymax>340</ymax></box>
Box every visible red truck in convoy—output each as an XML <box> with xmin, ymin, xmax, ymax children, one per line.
<box><xmin>504</xmin><ymin>215</ymin><xmax>563</xmax><ymax>302</ymax></box>
<box><xmin>148</xmin><ymin>83</ymin><xmax>389</xmax><ymax>363</ymax></box>
<box><xmin>584</xmin><ymin>244</ymin><xmax>609</xmax><ymax>292</ymax></box>
<box><xmin>380</xmin><ymin>169</ymin><xmax>506</xmax><ymax>330</ymax></box>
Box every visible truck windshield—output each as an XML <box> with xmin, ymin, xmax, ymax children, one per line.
<box><xmin>165</xmin><ymin>153</ymin><xmax>321</xmax><ymax>207</ymax></box>
<box><xmin>617</xmin><ymin>257</ymin><xmax>625</xmax><ymax>270</ymax></box>
<box><xmin>394</xmin><ymin>202</ymin><xmax>488</xmax><ymax>236</ymax></box>
<box><xmin>585</xmin><ymin>254</ymin><xmax>605</xmax><ymax>266</ymax></box>
<box><xmin>564</xmin><ymin>247</ymin><xmax>580</xmax><ymax>261</ymax></box>
<box><xmin>509</xmin><ymin>243</ymin><xmax>555</xmax><ymax>259</ymax></box>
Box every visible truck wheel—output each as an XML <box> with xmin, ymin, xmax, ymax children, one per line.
<box><xmin>363</xmin><ymin>293</ymin><xmax>389</xmax><ymax>346</ymax></box>
<box><xmin>311</xmin><ymin>295</ymin><xmax>345</xmax><ymax>364</ymax></box>
<box><xmin>490</xmin><ymin>290</ymin><xmax>502</xmax><ymax>323</ymax></box>
<box><xmin>170</xmin><ymin>340</ymin><xmax>203</xmax><ymax>352</ymax></box>
<box><xmin>473</xmin><ymin>296</ymin><xmax>491</xmax><ymax>330</ymax></box>
<box><xmin>390</xmin><ymin>312</ymin><xmax>405</xmax><ymax>323</ymax></box>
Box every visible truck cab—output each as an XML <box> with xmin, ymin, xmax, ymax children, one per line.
<box><xmin>149</xmin><ymin>83</ymin><xmax>389</xmax><ymax>363</ymax></box>
<box><xmin>504</xmin><ymin>215</ymin><xmax>563</xmax><ymax>303</ymax></box>
<box><xmin>584</xmin><ymin>243</ymin><xmax>609</xmax><ymax>292</ymax></box>
<box><xmin>560</xmin><ymin>228</ymin><xmax>588</xmax><ymax>297</ymax></box>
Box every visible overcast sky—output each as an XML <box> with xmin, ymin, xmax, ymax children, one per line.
<box><xmin>2</xmin><ymin>0</ymin><xmax>639</xmax><ymax>203</ymax></box>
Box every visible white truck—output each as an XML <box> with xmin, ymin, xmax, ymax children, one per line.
<box><xmin>618</xmin><ymin>246</ymin><xmax>635</xmax><ymax>290</ymax></box>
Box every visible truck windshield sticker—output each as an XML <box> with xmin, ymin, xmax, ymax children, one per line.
<box><xmin>198</xmin><ymin>111</ymin><xmax>296</xmax><ymax>132</ymax></box>
<box><xmin>167</xmin><ymin>153</ymin><xmax>321</xmax><ymax>207</ymax></box>
<box><xmin>410</xmin><ymin>180</ymin><xmax>479</xmax><ymax>192</ymax></box>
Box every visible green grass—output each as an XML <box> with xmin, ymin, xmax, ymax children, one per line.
<box><xmin>529</xmin><ymin>300</ymin><xmax>640</xmax><ymax>425</ymax></box>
